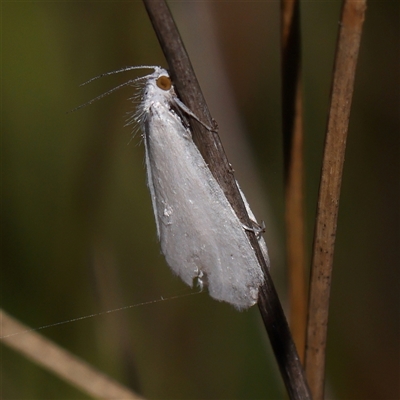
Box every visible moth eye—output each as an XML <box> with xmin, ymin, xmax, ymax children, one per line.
<box><xmin>156</xmin><ymin>75</ymin><xmax>172</xmax><ymax>91</ymax></box>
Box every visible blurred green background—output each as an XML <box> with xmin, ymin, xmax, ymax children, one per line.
<box><xmin>2</xmin><ymin>1</ymin><xmax>399</xmax><ymax>399</ymax></box>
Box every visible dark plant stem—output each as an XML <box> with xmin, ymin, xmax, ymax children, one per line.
<box><xmin>280</xmin><ymin>0</ymin><xmax>307</xmax><ymax>363</ymax></box>
<box><xmin>143</xmin><ymin>0</ymin><xmax>311</xmax><ymax>398</ymax></box>
<box><xmin>304</xmin><ymin>1</ymin><xmax>367</xmax><ymax>399</ymax></box>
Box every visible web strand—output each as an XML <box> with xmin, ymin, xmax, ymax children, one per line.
<box><xmin>1</xmin><ymin>289</ymin><xmax>201</xmax><ymax>339</ymax></box>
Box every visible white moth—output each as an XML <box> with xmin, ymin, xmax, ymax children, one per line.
<box><xmin>132</xmin><ymin>66</ymin><xmax>269</xmax><ymax>310</ymax></box>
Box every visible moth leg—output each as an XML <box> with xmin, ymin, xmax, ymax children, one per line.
<box><xmin>243</xmin><ymin>220</ymin><xmax>266</xmax><ymax>240</ymax></box>
<box><xmin>173</xmin><ymin>97</ymin><xmax>217</xmax><ymax>133</ymax></box>
<box><xmin>194</xmin><ymin>268</ymin><xmax>204</xmax><ymax>291</ymax></box>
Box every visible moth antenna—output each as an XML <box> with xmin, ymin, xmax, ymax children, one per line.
<box><xmin>70</xmin><ymin>66</ymin><xmax>163</xmax><ymax>113</ymax></box>
<box><xmin>80</xmin><ymin>65</ymin><xmax>159</xmax><ymax>86</ymax></box>
<box><xmin>70</xmin><ymin>75</ymin><xmax>151</xmax><ymax>113</ymax></box>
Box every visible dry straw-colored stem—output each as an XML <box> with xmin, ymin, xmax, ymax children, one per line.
<box><xmin>142</xmin><ymin>0</ymin><xmax>311</xmax><ymax>398</ymax></box>
<box><xmin>280</xmin><ymin>0</ymin><xmax>307</xmax><ymax>363</ymax></box>
<box><xmin>304</xmin><ymin>1</ymin><xmax>367</xmax><ymax>399</ymax></box>
<box><xmin>1</xmin><ymin>309</ymin><xmax>143</xmax><ymax>400</ymax></box>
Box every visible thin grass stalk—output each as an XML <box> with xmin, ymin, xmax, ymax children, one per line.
<box><xmin>142</xmin><ymin>0</ymin><xmax>311</xmax><ymax>398</ymax></box>
<box><xmin>280</xmin><ymin>0</ymin><xmax>307</xmax><ymax>363</ymax></box>
<box><xmin>304</xmin><ymin>1</ymin><xmax>367</xmax><ymax>398</ymax></box>
<box><xmin>0</xmin><ymin>309</ymin><xmax>143</xmax><ymax>399</ymax></box>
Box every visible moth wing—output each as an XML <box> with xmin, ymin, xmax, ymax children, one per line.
<box><xmin>144</xmin><ymin>104</ymin><xmax>264</xmax><ymax>309</ymax></box>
